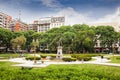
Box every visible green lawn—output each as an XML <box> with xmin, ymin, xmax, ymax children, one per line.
<box><xmin>110</xmin><ymin>56</ymin><xmax>120</xmax><ymax>63</ymax></box>
<box><xmin>0</xmin><ymin>61</ymin><xmax>120</xmax><ymax>80</ymax></box>
<box><xmin>0</xmin><ymin>53</ymin><xmax>29</xmax><ymax>59</ymax></box>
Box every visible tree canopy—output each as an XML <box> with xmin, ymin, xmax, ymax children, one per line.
<box><xmin>0</xmin><ymin>24</ymin><xmax>119</xmax><ymax>53</ymax></box>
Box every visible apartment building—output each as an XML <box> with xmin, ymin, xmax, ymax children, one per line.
<box><xmin>37</xmin><ymin>16</ymin><xmax>65</xmax><ymax>32</ymax></box>
<box><xmin>0</xmin><ymin>12</ymin><xmax>12</xmax><ymax>29</ymax></box>
<box><xmin>9</xmin><ymin>19</ymin><xmax>28</xmax><ymax>32</ymax></box>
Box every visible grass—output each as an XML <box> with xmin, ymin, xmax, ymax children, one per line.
<box><xmin>0</xmin><ymin>53</ymin><xmax>20</xmax><ymax>59</ymax></box>
<box><xmin>0</xmin><ymin>53</ymin><xmax>29</xmax><ymax>59</ymax></box>
<box><xmin>110</xmin><ymin>56</ymin><xmax>120</xmax><ymax>63</ymax></box>
<box><xmin>0</xmin><ymin>61</ymin><xmax>120</xmax><ymax>80</ymax></box>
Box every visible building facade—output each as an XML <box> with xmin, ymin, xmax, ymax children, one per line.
<box><xmin>0</xmin><ymin>12</ymin><xmax>12</xmax><ymax>29</ymax></box>
<box><xmin>28</xmin><ymin>20</ymin><xmax>38</xmax><ymax>32</ymax></box>
<box><xmin>9</xmin><ymin>20</ymin><xmax>28</xmax><ymax>32</ymax></box>
<box><xmin>37</xmin><ymin>16</ymin><xmax>65</xmax><ymax>32</ymax></box>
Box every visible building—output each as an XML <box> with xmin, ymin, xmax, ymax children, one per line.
<box><xmin>28</xmin><ymin>20</ymin><xmax>38</xmax><ymax>32</ymax></box>
<box><xmin>37</xmin><ymin>16</ymin><xmax>65</xmax><ymax>32</ymax></box>
<box><xmin>9</xmin><ymin>19</ymin><xmax>28</xmax><ymax>32</ymax></box>
<box><xmin>0</xmin><ymin>12</ymin><xmax>12</xmax><ymax>29</ymax></box>
<box><xmin>14</xmin><ymin>20</ymin><xmax>28</xmax><ymax>32</ymax></box>
<box><xmin>51</xmin><ymin>16</ymin><xmax>65</xmax><ymax>29</ymax></box>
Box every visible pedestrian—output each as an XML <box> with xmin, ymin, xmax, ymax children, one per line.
<box><xmin>101</xmin><ymin>55</ymin><xmax>104</xmax><ymax>59</ymax></box>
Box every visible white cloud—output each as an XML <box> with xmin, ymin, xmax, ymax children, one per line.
<box><xmin>40</xmin><ymin>0</ymin><xmax>62</xmax><ymax>8</ymax></box>
<box><xmin>55</xmin><ymin>6</ymin><xmax>120</xmax><ymax>25</ymax></box>
<box><xmin>91</xmin><ymin>7</ymin><xmax>120</xmax><ymax>23</ymax></box>
<box><xmin>56</xmin><ymin>7</ymin><xmax>91</xmax><ymax>25</ymax></box>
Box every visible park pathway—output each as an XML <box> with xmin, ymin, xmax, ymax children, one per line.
<box><xmin>6</xmin><ymin>55</ymin><xmax>120</xmax><ymax>67</ymax></box>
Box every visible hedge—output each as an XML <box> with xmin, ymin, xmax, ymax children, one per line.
<box><xmin>40</xmin><ymin>54</ymin><xmax>56</xmax><ymax>60</ymax></box>
<box><xmin>71</xmin><ymin>54</ymin><xmax>94</xmax><ymax>61</ymax></box>
<box><xmin>62</xmin><ymin>57</ymin><xmax>77</xmax><ymax>62</ymax></box>
<box><xmin>26</xmin><ymin>57</ymin><xmax>41</xmax><ymax>60</ymax></box>
<box><xmin>40</xmin><ymin>55</ymin><xmax>47</xmax><ymax>58</ymax></box>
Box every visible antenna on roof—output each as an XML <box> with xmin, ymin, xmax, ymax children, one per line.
<box><xmin>19</xmin><ymin>10</ymin><xmax>21</xmax><ymax>21</ymax></box>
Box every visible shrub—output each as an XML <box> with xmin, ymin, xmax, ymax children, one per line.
<box><xmin>40</xmin><ymin>55</ymin><xmax>47</xmax><ymax>58</ymax></box>
<box><xmin>62</xmin><ymin>57</ymin><xmax>77</xmax><ymax>62</ymax></box>
<box><xmin>26</xmin><ymin>56</ymin><xmax>41</xmax><ymax>60</ymax></box>
<box><xmin>40</xmin><ymin>54</ymin><xmax>56</xmax><ymax>60</ymax></box>
<box><xmin>51</xmin><ymin>55</ymin><xmax>56</xmax><ymax>58</ymax></box>
<box><xmin>116</xmin><ymin>56</ymin><xmax>120</xmax><ymax>60</ymax></box>
<box><xmin>71</xmin><ymin>54</ymin><xmax>93</xmax><ymax>61</ymax></box>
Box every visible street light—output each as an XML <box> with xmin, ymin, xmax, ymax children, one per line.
<box><xmin>112</xmin><ymin>43</ymin><xmax>115</xmax><ymax>57</ymax></box>
<box><xmin>32</xmin><ymin>39</ymin><xmax>38</xmax><ymax>64</ymax></box>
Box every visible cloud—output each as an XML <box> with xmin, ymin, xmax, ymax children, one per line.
<box><xmin>40</xmin><ymin>0</ymin><xmax>62</xmax><ymax>8</ymax></box>
<box><xmin>92</xmin><ymin>7</ymin><xmax>120</xmax><ymax>23</ymax></box>
<box><xmin>56</xmin><ymin>7</ymin><xmax>91</xmax><ymax>25</ymax></box>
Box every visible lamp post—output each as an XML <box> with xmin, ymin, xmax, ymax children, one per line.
<box><xmin>32</xmin><ymin>39</ymin><xmax>38</xmax><ymax>64</ymax></box>
<box><xmin>34</xmin><ymin>44</ymin><xmax>36</xmax><ymax>64</ymax></box>
<box><xmin>112</xmin><ymin>43</ymin><xmax>115</xmax><ymax>57</ymax></box>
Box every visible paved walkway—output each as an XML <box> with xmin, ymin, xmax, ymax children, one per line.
<box><xmin>0</xmin><ymin>54</ymin><xmax>118</xmax><ymax>67</ymax></box>
<box><xmin>6</xmin><ymin>56</ymin><xmax>120</xmax><ymax>67</ymax></box>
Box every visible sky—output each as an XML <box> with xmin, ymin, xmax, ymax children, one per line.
<box><xmin>0</xmin><ymin>0</ymin><xmax>120</xmax><ymax>25</ymax></box>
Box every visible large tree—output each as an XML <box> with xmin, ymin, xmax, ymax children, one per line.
<box><xmin>96</xmin><ymin>26</ymin><xmax>116</xmax><ymax>52</ymax></box>
<box><xmin>10</xmin><ymin>36</ymin><xmax>26</xmax><ymax>53</ymax></box>
<box><xmin>0</xmin><ymin>28</ymin><xmax>13</xmax><ymax>52</ymax></box>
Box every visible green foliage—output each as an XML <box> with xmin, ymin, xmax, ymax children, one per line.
<box><xmin>26</xmin><ymin>56</ymin><xmax>41</xmax><ymax>60</ymax></box>
<box><xmin>0</xmin><ymin>53</ymin><xmax>20</xmax><ymax>59</ymax></box>
<box><xmin>24</xmin><ymin>30</ymin><xmax>35</xmax><ymax>46</ymax></box>
<box><xmin>110</xmin><ymin>56</ymin><xmax>120</xmax><ymax>63</ymax></box>
<box><xmin>71</xmin><ymin>54</ymin><xmax>100</xmax><ymax>61</ymax></box>
<box><xmin>95</xmin><ymin>26</ymin><xmax>116</xmax><ymax>48</ymax></box>
<box><xmin>1</xmin><ymin>24</ymin><xmax>120</xmax><ymax>54</ymax></box>
<box><xmin>1</xmin><ymin>62</ymin><xmax>120</xmax><ymax>80</ymax></box>
<box><xmin>62</xmin><ymin>57</ymin><xmax>77</xmax><ymax>62</ymax></box>
<box><xmin>0</xmin><ymin>28</ymin><xmax>13</xmax><ymax>51</ymax></box>
<box><xmin>10</xmin><ymin>36</ymin><xmax>26</xmax><ymax>52</ymax></box>
<box><xmin>40</xmin><ymin>55</ymin><xmax>47</xmax><ymax>58</ymax></box>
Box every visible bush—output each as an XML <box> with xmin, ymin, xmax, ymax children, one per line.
<box><xmin>40</xmin><ymin>55</ymin><xmax>47</xmax><ymax>58</ymax></box>
<box><xmin>116</xmin><ymin>56</ymin><xmax>120</xmax><ymax>60</ymax></box>
<box><xmin>62</xmin><ymin>57</ymin><xmax>77</xmax><ymax>62</ymax></box>
<box><xmin>1</xmin><ymin>62</ymin><xmax>120</xmax><ymax>80</ymax></box>
<box><xmin>71</xmin><ymin>54</ymin><xmax>93</xmax><ymax>61</ymax></box>
<box><xmin>40</xmin><ymin>54</ymin><xmax>56</xmax><ymax>60</ymax></box>
<box><xmin>26</xmin><ymin>56</ymin><xmax>41</xmax><ymax>60</ymax></box>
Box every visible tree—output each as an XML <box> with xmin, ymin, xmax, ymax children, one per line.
<box><xmin>61</xmin><ymin>32</ymin><xmax>75</xmax><ymax>53</ymax></box>
<box><xmin>12</xmin><ymin>31</ymin><xmax>24</xmax><ymax>38</ymax></box>
<box><xmin>0</xmin><ymin>28</ymin><xmax>13</xmax><ymax>52</ymax></box>
<box><xmin>24</xmin><ymin>30</ymin><xmax>35</xmax><ymax>49</ymax></box>
<box><xmin>96</xmin><ymin>26</ymin><xmax>116</xmax><ymax>52</ymax></box>
<box><xmin>10</xmin><ymin>36</ymin><xmax>26</xmax><ymax>53</ymax></box>
<box><xmin>73</xmin><ymin>29</ymin><xmax>95</xmax><ymax>53</ymax></box>
<box><xmin>72</xmin><ymin>24</ymin><xmax>89</xmax><ymax>32</ymax></box>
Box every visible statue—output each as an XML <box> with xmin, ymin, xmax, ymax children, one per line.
<box><xmin>58</xmin><ymin>38</ymin><xmax>62</xmax><ymax>46</ymax></box>
<box><xmin>56</xmin><ymin>38</ymin><xmax>63</xmax><ymax>59</ymax></box>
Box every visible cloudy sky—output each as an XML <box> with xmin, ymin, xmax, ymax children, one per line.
<box><xmin>0</xmin><ymin>0</ymin><xmax>120</xmax><ymax>25</ymax></box>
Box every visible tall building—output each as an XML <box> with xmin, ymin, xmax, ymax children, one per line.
<box><xmin>0</xmin><ymin>12</ymin><xmax>12</xmax><ymax>29</ymax></box>
<box><xmin>37</xmin><ymin>16</ymin><xmax>65</xmax><ymax>32</ymax></box>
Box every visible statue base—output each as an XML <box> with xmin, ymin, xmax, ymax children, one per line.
<box><xmin>56</xmin><ymin>46</ymin><xmax>63</xmax><ymax>59</ymax></box>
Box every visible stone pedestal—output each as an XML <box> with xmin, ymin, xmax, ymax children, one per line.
<box><xmin>56</xmin><ymin>46</ymin><xmax>63</xmax><ymax>59</ymax></box>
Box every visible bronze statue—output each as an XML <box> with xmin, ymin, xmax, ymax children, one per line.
<box><xmin>58</xmin><ymin>38</ymin><xmax>62</xmax><ymax>46</ymax></box>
